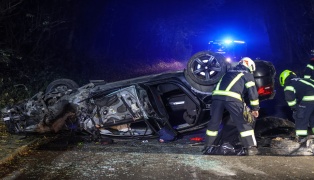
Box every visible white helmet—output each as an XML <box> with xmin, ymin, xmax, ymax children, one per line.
<box><xmin>239</xmin><ymin>57</ymin><xmax>256</xmax><ymax>72</ymax></box>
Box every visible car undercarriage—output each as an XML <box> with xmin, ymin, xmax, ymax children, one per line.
<box><xmin>2</xmin><ymin>50</ymin><xmax>312</xmax><ymax>155</ymax></box>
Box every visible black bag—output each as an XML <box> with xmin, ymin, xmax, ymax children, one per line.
<box><xmin>204</xmin><ymin>116</ymin><xmax>244</xmax><ymax>155</ymax></box>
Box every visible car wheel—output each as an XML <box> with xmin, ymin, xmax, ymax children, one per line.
<box><xmin>45</xmin><ymin>79</ymin><xmax>79</xmax><ymax>94</ymax></box>
<box><xmin>5</xmin><ymin>120</ymin><xmax>17</xmax><ymax>134</ymax></box>
<box><xmin>252</xmin><ymin>116</ymin><xmax>312</xmax><ymax>155</ymax></box>
<box><xmin>265</xmin><ymin>137</ymin><xmax>314</xmax><ymax>155</ymax></box>
<box><xmin>183</xmin><ymin>70</ymin><xmax>213</xmax><ymax>92</ymax></box>
<box><xmin>185</xmin><ymin>50</ymin><xmax>227</xmax><ymax>86</ymax></box>
<box><xmin>254</xmin><ymin>116</ymin><xmax>295</xmax><ymax>139</ymax></box>
<box><xmin>221</xmin><ymin>116</ymin><xmax>302</xmax><ymax>155</ymax></box>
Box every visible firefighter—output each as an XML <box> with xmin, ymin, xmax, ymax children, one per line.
<box><xmin>303</xmin><ymin>49</ymin><xmax>314</xmax><ymax>81</ymax></box>
<box><xmin>279</xmin><ymin>70</ymin><xmax>314</xmax><ymax>142</ymax></box>
<box><xmin>203</xmin><ymin>57</ymin><xmax>260</xmax><ymax>156</ymax></box>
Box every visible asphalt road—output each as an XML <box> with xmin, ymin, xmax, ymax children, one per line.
<box><xmin>1</xmin><ymin>132</ymin><xmax>314</xmax><ymax>180</ymax></box>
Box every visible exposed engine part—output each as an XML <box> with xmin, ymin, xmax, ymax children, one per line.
<box><xmin>1</xmin><ymin>84</ymin><xmax>155</xmax><ymax>136</ymax></box>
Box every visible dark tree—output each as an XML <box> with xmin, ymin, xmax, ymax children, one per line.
<box><xmin>1</xmin><ymin>0</ymin><xmax>314</xmax><ymax>107</ymax></box>
<box><xmin>261</xmin><ymin>0</ymin><xmax>314</xmax><ymax>67</ymax></box>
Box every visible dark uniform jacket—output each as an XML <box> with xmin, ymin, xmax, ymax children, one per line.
<box><xmin>212</xmin><ymin>65</ymin><xmax>260</xmax><ymax>111</ymax></box>
<box><xmin>303</xmin><ymin>60</ymin><xmax>314</xmax><ymax>81</ymax></box>
<box><xmin>284</xmin><ymin>77</ymin><xmax>314</xmax><ymax>110</ymax></box>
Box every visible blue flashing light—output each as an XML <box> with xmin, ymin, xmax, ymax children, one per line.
<box><xmin>233</xmin><ymin>40</ymin><xmax>245</xmax><ymax>44</ymax></box>
<box><xmin>208</xmin><ymin>38</ymin><xmax>247</xmax><ymax>62</ymax></box>
<box><xmin>226</xmin><ymin>57</ymin><xmax>232</xmax><ymax>62</ymax></box>
<box><xmin>224</xmin><ymin>40</ymin><xmax>232</xmax><ymax>44</ymax></box>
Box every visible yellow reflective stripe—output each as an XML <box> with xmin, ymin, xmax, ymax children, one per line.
<box><xmin>304</xmin><ymin>75</ymin><xmax>311</xmax><ymax>79</ymax></box>
<box><xmin>245</xmin><ymin>81</ymin><xmax>255</xmax><ymax>88</ymax></box>
<box><xmin>212</xmin><ymin>90</ymin><xmax>242</xmax><ymax>101</ymax></box>
<box><xmin>287</xmin><ymin>100</ymin><xmax>296</xmax><ymax>106</ymax></box>
<box><xmin>302</xmin><ymin>96</ymin><xmax>314</xmax><ymax>101</ymax></box>
<box><xmin>226</xmin><ymin>73</ymin><xmax>244</xmax><ymax>91</ymax></box>
<box><xmin>300</xmin><ymin>79</ymin><xmax>314</xmax><ymax>88</ymax></box>
<box><xmin>284</xmin><ymin>86</ymin><xmax>295</xmax><ymax>93</ymax></box>
<box><xmin>296</xmin><ymin>130</ymin><xmax>308</xmax><ymax>136</ymax></box>
<box><xmin>307</xmin><ymin>64</ymin><xmax>314</xmax><ymax>70</ymax></box>
<box><xmin>215</xmin><ymin>78</ymin><xmax>223</xmax><ymax>90</ymax></box>
<box><xmin>250</xmin><ymin>99</ymin><xmax>259</xmax><ymax>106</ymax></box>
<box><xmin>240</xmin><ymin>130</ymin><xmax>254</xmax><ymax>137</ymax></box>
<box><xmin>206</xmin><ymin>130</ymin><xmax>218</xmax><ymax>136</ymax></box>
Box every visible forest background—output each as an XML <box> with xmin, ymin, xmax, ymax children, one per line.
<box><xmin>0</xmin><ymin>0</ymin><xmax>313</xmax><ymax>107</ymax></box>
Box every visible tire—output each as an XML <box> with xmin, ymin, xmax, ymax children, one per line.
<box><xmin>45</xmin><ymin>79</ymin><xmax>79</xmax><ymax>94</ymax></box>
<box><xmin>254</xmin><ymin>116</ymin><xmax>295</xmax><ymax>138</ymax></box>
<box><xmin>184</xmin><ymin>69</ymin><xmax>214</xmax><ymax>92</ymax></box>
<box><xmin>265</xmin><ymin>137</ymin><xmax>313</xmax><ymax>155</ymax></box>
<box><xmin>185</xmin><ymin>50</ymin><xmax>227</xmax><ymax>86</ymax></box>
<box><xmin>254</xmin><ymin>116</ymin><xmax>297</xmax><ymax>153</ymax></box>
<box><xmin>5</xmin><ymin>120</ymin><xmax>17</xmax><ymax>134</ymax></box>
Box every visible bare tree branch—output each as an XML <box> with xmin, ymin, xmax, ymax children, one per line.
<box><xmin>0</xmin><ymin>0</ymin><xmax>24</xmax><ymax>14</ymax></box>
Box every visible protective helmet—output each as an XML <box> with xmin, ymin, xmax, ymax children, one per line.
<box><xmin>279</xmin><ymin>70</ymin><xmax>296</xmax><ymax>87</ymax></box>
<box><xmin>239</xmin><ymin>57</ymin><xmax>256</xmax><ymax>72</ymax></box>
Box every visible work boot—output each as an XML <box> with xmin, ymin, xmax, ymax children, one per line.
<box><xmin>247</xmin><ymin>146</ymin><xmax>258</xmax><ymax>156</ymax></box>
<box><xmin>236</xmin><ymin>147</ymin><xmax>248</xmax><ymax>156</ymax></box>
<box><xmin>237</xmin><ymin>146</ymin><xmax>258</xmax><ymax>156</ymax></box>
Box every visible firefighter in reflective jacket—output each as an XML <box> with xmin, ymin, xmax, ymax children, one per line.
<box><xmin>203</xmin><ymin>57</ymin><xmax>259</xmax><ymax>155</ymax></box>
<box><xmin>280</xmin><ymin>70</ymin><xmax>314</xmax><ymax>141</ymax></box>
<box><xmin>303</xmin><ymin>49</ymin><xmax>314</xmax><ymax>81</ymax></box>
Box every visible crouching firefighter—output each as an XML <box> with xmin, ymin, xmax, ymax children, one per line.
<box><xmin>279</xmin><ymin>70</ymin><xmax>314</xmax><ymax>142</ymax></box>
<box><xmin>203</xmin><ymin>57</ymin><xmax>260</xmax><ymax>156</ymax></box>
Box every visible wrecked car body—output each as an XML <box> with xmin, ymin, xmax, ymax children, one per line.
<box><xmin>2</xmin><ymin>50</ymin><xmax>308</xmax><ymax>155</ymax></box>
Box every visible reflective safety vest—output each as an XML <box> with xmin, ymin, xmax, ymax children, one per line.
<box><xmin>212</xmin><ymin>69</ymin><xmax>259</xmax><ymax>111</ymax></box>
<box><xmin>284</xmin><ymin>78</ymin><xmax>314</xmax><ymax>108</ymax></box>
<box><xmin>304</xmin><ymin>62</ymin><xmax>314</xmax><ymax>81</ymax></box>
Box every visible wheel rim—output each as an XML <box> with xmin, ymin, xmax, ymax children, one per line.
<box><xmin>191</xmin><ymin>54</ymin><xmax>222</xmax><ymax>81</ymax></box>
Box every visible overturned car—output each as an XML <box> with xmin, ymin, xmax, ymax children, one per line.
<box><xmin>1</xmin><ymin>51</ymin><xmax>310</xmax><ymax>155</ymax></box>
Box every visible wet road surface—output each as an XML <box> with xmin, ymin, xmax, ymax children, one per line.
<box><xmin>1</xmin><ymin>132</ymin><xmax>314</xmax><ymax>180</ymax></box>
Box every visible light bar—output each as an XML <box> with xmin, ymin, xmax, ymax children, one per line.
<box><xmin>233</xmin><ymin>40</ymin><xmax>245</xmax><ymax>44</ymax></box>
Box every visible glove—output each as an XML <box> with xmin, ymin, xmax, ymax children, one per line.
<box><xmin>251</xmin><ymin>111</ymin><xmax>259</xmax><ymax>118</ymax></box>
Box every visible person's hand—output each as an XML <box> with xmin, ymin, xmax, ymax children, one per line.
<box><xmin>251</xmin><ymin>110</ymin><xmax>259</xmax><ymax>118</ymax></box>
